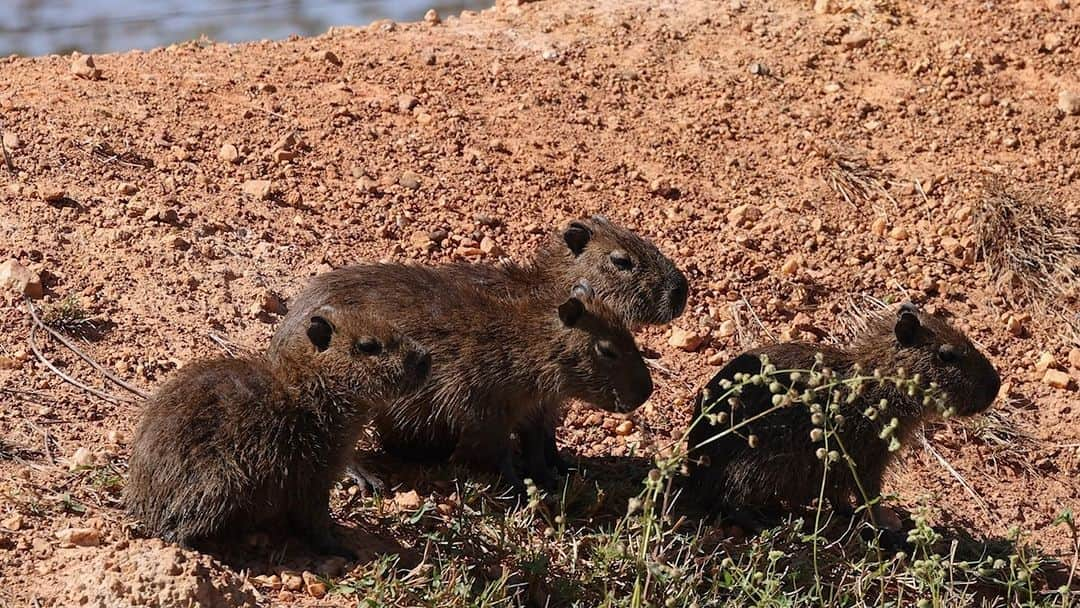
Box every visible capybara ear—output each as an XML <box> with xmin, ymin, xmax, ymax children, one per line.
<box><xmin>570</xmin><ymin>279</ymin><xmax>595</xmax><ymax>299</ymax></box>
<box><xmin>558</xmin><ymin>297</ymin><xmax>586</xmax><ymax>328</ymax></box>
<box><xmin>563</xmin><ymin>221</ymin><xmax>593</xmax><ymax>256</ymax></box>
<box><xmin>895</xmin><ymin>303</ymin><xmax>921</xmax><ymax>347</ymax></box>
<box><xmin>307</xmin><ymin>313</ymin><xmax>335</xmax><ymax>352</ymax></box>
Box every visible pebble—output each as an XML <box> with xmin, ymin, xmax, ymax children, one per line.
<box><xmin>717</xmin><ymin>320</ymin><xmax>737</xmax><ymax>338</ymax></box>
<box><xmin>310</xmin><ymin>50</ymin><xmax>342</xmax><ymax>66</ymax></box>
<box><xmin>302</xmin><ymin>571</ymin><xmax>327</xmax><ymax>599</ymax></box>
<box><xmin>1043</xmin><ymin>33</ymin><xmax>1063</xmax><ymax>52</ymax></box>
<box><xmin>780</xmin><ymin>255</ymin><xmax>801</xmax><ymax>276</ymax></box>
<box><xmin>39</xmin><ymin>186</ymin><xmax>66</xmax><ymax>202</ymax></box>
<box><xmin>978</xmin><ymin>93</ymin><xmax>994</xmax><ymax>108</ymax></box>
<box><xmin>748</xmin><ymin>62</ymin><xmax>769</xmax><ymax>76</ymax></box>
<box><xmin>669</xmin><ymin>326</ymin><xmax>707</xmax><ymax>352</ymax></box>
<box><xmin>813</xmin><ymin>0</ymin><xmax>839</xmax><ymax>13</ymax></box>
<box><xmin>1005</xmin><ymin>315</ymin><xmax>1024</xmax><ymax>337</ymax></box>
<box><xmin>55</xmin><ymin>527</ymin><xmax>102</xmax><ymax>547</ymax></box>
<box><xmin>823</xmin><ymin>82</ymin><xmax>841</xmax><ymax>94</ymax></box>
<box><xmin>0</xmin><ymin>259</ymin><xmax>43</xmax><ymax>299</ymax></box>
<box><xmin>1043</xmin><ymin>369</ymin><xmax>1072</xmax><ymax>390</ymax></box>
<box><xmin>614</xmin><ymin>420</ymin><xmax>634</xmax><ymax>436</ymax></box>
<box><xmin>707</xmin><ymin>351</ymin><xmax>727</xmax><ymax>366</ymax></box>
<box><xmin>398</xmin><ymin>94</ymin><xmax>419</xmax><ymax>113</ymax></box>
<box><xmin>1035</xmin><ymin>352</ymin><xmax>1056</xmax><ymax>373</ymax></box>
<box><xmin>479</xmin><ymin>236</ymin><xmax>502</xmax><ymax>256</ymax></box>
<box><xmin>727</xmin><ymin>204</ymin><xmax>762</xmax><ymax>227</ymax></box>
<box><xmin>409</xmin><ymin>230</ymin><xmax>432</xmax><ymax>251</ymax></box>
<box><xmin>2</xmin><ymin>131</ymin><xmax>20</xmax><ymax>149</ymax></box>
<box><xmin>106</xmin><ymin>430</ymin><xmax>124</xmax><ymax>444</ymax></box>
<box><xmin>2</xmin><ymin>513</ymin><xmax>23</xmax><ymax>531</ymax></box>
<box><xmin>841</xmin><ymin>31</ymin><xmax>872</xmax><ymax>50</ymax></box>
<box><xmin>887</xmin><ymin>226</ymin><xmax>908</xmax><ymax>240</ymax></box>
<box><xmin>162</xmin><ymin>234</ymin><xmax>191</xmax><ymax>251</ymax></box>
<box><xmin>870</xmin><ymin>217</ymin><xmax>888</xmax><ymax>237</ymax></box>
<box><xmin>218</xmin><ymin>143</ymin><xmax>239</xmax><ymax>163</ymax></box>
<box><xmin>242</xmin><ymin>180</ymin><xmax>273</xmax><ymax>200</ymax></box>
<box><xmin>251</xmin><ymin>574</ymin><xmax>281</xmax><ymax>590</ymax></box>
<box><xmin>424</xmin><ymin>9</ymin><xmax>441</xmax><ymax>24</ymax></box>
<box><xmin>259</xmin><ymin>292</ymin><xmax>286</xmax><ymax>315</ymax></box>
<box><xmin>71</xmin><ymin>54</ymin><xmax>101</xmax><ymax>80</ymax></box>
<box><xmin>280</xmin><ymin>571</ymin><xmax>303</xmax><ymax>592</ymax></box>
<box><xmin>541</xmin><ymin>48</ymin><xmax>561</xmax><ymax>61</ymax></box>
<box><xmin>1069</xmin><ymin>348</ymin><xmax>1080</xmax><ymax>369</ymax></box>
<box><xmin>1058</xmin><ymin>90</ymin><xmax>1080</xmax><ymax>116</ymax></box>
<box><xmin>399</xmin><ymin>171</ymin><xmax>421</xmax><ymax>190</ymax></box>
<box><xmin>940</xmin><ymin>237</ymin><xmax>963</xmax><ymax>258</ymax></box>
<box><xmin>394</xmin><ymin>490</ymin><xmax>423</xmax><ymax>510</ymax></box>
<box><xmin>69</xmin><ymin>447</ymin><xmax>97</xmax><ymax>470</ymax></box>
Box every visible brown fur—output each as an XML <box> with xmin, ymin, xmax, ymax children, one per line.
<box><xmin>268</xmin><ymin>263</ymin><xmax>654</xmax><ymax>490</ymax></box>
<box><xmin>686</xmin><ymin>303</ymin><xmax>1000</xmax><ymax>516</ymax></box>
<box><xmin>125</xmin><ymin>308</ymin><xmax>431</xmax><ymax>557</ymax></box>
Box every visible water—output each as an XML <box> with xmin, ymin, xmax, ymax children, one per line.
<box><xmin>0</xmin><ymin>0</ymin><xmax>490</xmax><ymax>57</ymax></box>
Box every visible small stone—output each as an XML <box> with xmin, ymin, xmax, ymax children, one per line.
<box><xmin>55</xmin><ymin>527</ymin><xmax>102</xmax><ymax>547</ymax></box>
<box><xmin>2</xmin><ymin>131</ymin><xmax>20</xmax><ymax>149</ymax></box>
<box><xmin>614</xmin><ymin>420</ymin><xmax>634</xmax><ymax>436</ymax></box>
<box><xmin>259</xmin><ymin>292</ymin><xmax>286</xmax><ymax>315</ymax></box>
<box><xmin>813</xmin><ymin>0</ymin><xmax>839</xmax><ymax>13</ymax></box>
<box><xmin>541</xmin><ymin>48</ymin><xmax>560</xmax><ymax>61</ymax></box>
<box><xmin>707</xmin><ymin>352</ymin><xmax>727</xmax><ymax>366</ymax></box>
<box><xmin>1035</xmin><ymin>352</ymin><xmax>1056</xmax><ymax>373</ymax></box>
<box><xmin>1043</xmin><ymin>369</ymin><xmax>1072</xmax><ymax>390</ymax></box>
<box><xmin>118</xmin><ymin>182</ymin><xmax>138</xmax><ymax>196</ymax></box>
<box><xmin>424</xmin><ymin>9</ymin><xmax>440</xmax><ymax>24</ymax></box>
<box><xmin>272</xmin><ymin>149</ymin><xmax>297</xmax><ymax>163</ymax></box>
<box><xmin>669</xmin><ymin>327</ymin><xmax>706</xmax><ymax>352</ymax></box>
<box><xmin>479</xmin><ymin>236</ymin><xmax>502</xmax><ymax>256</ymax></box>
<box><xmin>162</xmin><ymin>234</ymin><xmax>190</xmax><ymax>251</ymax></box>
<box><xmin>310</xmin><ymin>50</ymin><xmax>342</xmax><ymax>66</ymax></box>
<box><xmin>1005</xmin><ymin>315</ymin><xmax>1024</xmax><ymax>337</ymax></box>
<box><xmin>398</xmin><ymin>94</ymin><xmax>419</xmax><ymax>113</ymax></box>
<box><xmin>717</xmin><ymin>320</ymin><xmax>737</xmax><ymax>338</ymax></box>
<box><xmin>1</xmin><ymin>513</ymin><xmax>23</xmax><ymax>531</ymax></box>
<box><xmin>281</xmin><ymin>571</ymin><xmax>303</xmax><ymax>592</ymax></box>
<box><xmin>71</xmin><ymin>54</ymin><xmax>101</xmax><ymax>80</ymax></box>
<box><xmin>394</xmin><ymin>490</ymin><xmax>422</xmax><ymax>510</ymax></box>
<box><xmin>870</xmin><ymin>217</ymin><xmax>888</xmax><ymax>237</ymax></box>
<box><xmin>823</xmin><ymin>82</ymin><xmax>842</xmax><ymax>94</ymax></box>
<box><xmin>887</xmin><ymin>226</ymin><xmax>908</xmax><ymax>240</ymax></box>
<box><xmin>748</xmin><ymin>62</ymin><xmax>769</xmax><ymax>76</ymax></box>
<box><xmin>69</xmin><ymin>447</ymin><xmax>96</xmax><ymax>470</ymax></box>
<box><xmin>1047</xmin><ymin>0</ymin><xmax>1069</xmax><ymax>7</ymax></box>
<box><xmin>0</xmin><ymin>259</ymin><xmax>43</xmax><ymax>299</ymax></box>
<box><xmin>841</xmin><ymin>30</ymin><xmax>872</xmax><ymax>50</ymax></box>
<box><xmin>1002</xmin><ymin>135</ymin><xmax>1019</xmax><ymax>149</ymax></box>
<box><xmin>242</xmin><ymin>180</ymin><xmax>273</xmax><ymax>200</ymax></box>
<box><xmin>218</xmin><ymin>143</ymin><xmax>239</xmax><ymax>163</ymax></box>
<box><xmin>1043</xmin><ymin>33</ymin><xmax>1063</xmax><ymax>52</ymax></box>
<box><xmin>409</xmin><ymin>230</ymin><xmax>432</xmax><ymax>251</ymax></box>
<box><xmin>780</xmin><ymin>255</ymin><xmax>801</xmax><ymax>276</ymax></box>
<box><xmin>301</xmin><ymin>572</ymin><xmax>327</xmax><ymax>598</ymax></box>
<box><xmin>252</xmin><ymin>574</ymin><xmax>281</xmax><ymax>589</ymax></box>
<box><xmin>940</xmin><ymin>237</ymin><xmax>963</xmax><ymax>258</ymax></box>
<box><xmin>399</xmin><ymin>171</ymin><xmax>421</xmax><ymax>190</ymax></box>
<box><xmin>728</xmin><ymin>204</ymin><xmax>762</xmax><ymax>226</ymax></box>
<box><xmin>1068</xmin><ymin>348</ymin><xmax>1080</xmax><ymax>370</ymax></box>
<box><xmin>978</xmin><ymin>93</ymin><xmax>994</xmax><ymax>108</ymax></box>
<box><xmin>39</xmin><ymin>186</ymin><xmax>66</xmax><ymax>202</ymax></box>
<box><xmin>1058</xmin><ymin>90</ymin><xmax>1080</xmax><ymax>116</ymax></box>
<box><xmin>106</xmin><ymin>430</ymin><xmax>124</xmax><ymax>444</ymax></box>
<box><xmin>277</xmin><ymin>591</ymin><xmax>295</xmax><ymax>602</ymax></box>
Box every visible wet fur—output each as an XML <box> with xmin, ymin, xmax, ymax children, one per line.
<box><xmin>687</xmin><ymin>305</ymin><xmax>1001</xmax><ymax>515</ymax></box>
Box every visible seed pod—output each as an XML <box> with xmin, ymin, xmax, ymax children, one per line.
<box><xmin>747</xmin><ymin>434</ymin><xmax>760</xmax><ymax>448</ymax></box>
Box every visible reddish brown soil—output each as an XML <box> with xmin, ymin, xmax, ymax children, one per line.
<box><xmin>1</xmin><ymin>0</ymin><xmax>1078</xmax><ymax>604</ymax></box>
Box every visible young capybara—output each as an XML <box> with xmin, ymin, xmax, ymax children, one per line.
<box><xmin>270</xmin><ymin>216</ymin><xmax>684</xmax><ymax>486</ymax></box>
<box><xmin>686</xmin><ymin>302</ymin><xmax>1000</xmax><ymax>524</ymax></box>
<box><xmin>125</xmin><ymin>307</ymin><xmax>431</xmax><ymax>557</ymax></box>
<box><xmin>271</xmin><ymin>268</ymin><xmax>653</xmax><ymax>493</ymax></box>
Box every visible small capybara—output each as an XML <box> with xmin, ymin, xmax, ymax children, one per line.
<box><xmin>272</xmin><ymin>266</ymin><xmax>653</xmax><ymax>492</ymax></box>
<box><xmin>686</xmin><ymin>302</ymin><xmax>1000</xmax><ymax>524</ymax></box>
<box><xmin>271</xmin><ymin>216</ymin><xmax>684</xmax><ymax>486</ymax></box>
<box><xmin>125</xmin><ymin>306</ymin><xmax>431</xmax><ymax>557</ymax></box>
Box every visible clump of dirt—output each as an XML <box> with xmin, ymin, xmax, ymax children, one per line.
<box><xmin>48</xmin><ymin>539</ymin><xmax>255</xmax><ymax>608</ymax></box>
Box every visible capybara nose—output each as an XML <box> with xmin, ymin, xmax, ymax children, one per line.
<box><xmin>669</xmin><ymin>278</ymin><xmax>689</xmax><ymax>318</ymax></box>
<box><xmin>628</xmin><ymin>373</ymin><xmax>654</xmax><ymax>411</ymax></box>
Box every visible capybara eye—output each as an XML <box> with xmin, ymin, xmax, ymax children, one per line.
<box><xmin>937</xmin><ymin>344</ymin><xmax>959</xmax><ymax>363</ymax></box>
<box><xmin>595</xmin><ymin>341</ymin><xmax>618</xmax><ymax>360</ymax></box>
<box><xmin>354</xmin><ymin>338</ymin><xmax>383</xmax><ymax>356</ymax></box>
<box><xmin>610</xmin><ymin>250</ymin><xmax>634</xmax><ymax>271</ymax></box>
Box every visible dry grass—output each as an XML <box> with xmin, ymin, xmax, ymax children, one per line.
<box><xmin>974</xmin><ymin>180</ymin><xmax>1080</xmax><ymax>318</ymax></box>
<box><xmin>821</xmin><ymin>149</ymin><xmax>899</xmax><ymax>212</ymax></box>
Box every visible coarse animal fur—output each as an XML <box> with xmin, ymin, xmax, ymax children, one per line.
<box><xmin>125</xmin><ymin>307</ymin><xmax>431</xmax><ymax>557</ymax></box>
<box><xmin>686</xmin><ymin>303</ymin><xmax>1000</xmax><ymax>521</ymax></box>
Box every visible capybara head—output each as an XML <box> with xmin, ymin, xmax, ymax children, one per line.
<box><xmin>863</xmin><ymin>302</ymin><xmax>1000</xmax><ymax>416</ymax></box>
<box><xmin>540</xmin><ymin>216</ymin><xmax>688</xmax><ymax>326</ymax></box>
<box><xmin>554</xmin><ymin>281</ymin><xmax>653</xmax><ymax>413</ymax></box>
<box><xmin>303</xmin><ymin>305</ymin><xmax>432</xmax><ymax>401</ymax></box>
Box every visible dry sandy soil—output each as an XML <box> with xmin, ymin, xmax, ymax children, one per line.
<box><xmin>1</xmin><ymin>0</ymin><xmax>1078</xmax><ymax>604</ymax></box>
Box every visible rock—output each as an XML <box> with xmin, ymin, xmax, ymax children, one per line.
<box><xmin>399</xmin><ymin>171</ymin><xmax>421</xmax><ymax>190</ymax></box>
<box><xmin>55</xmin><ymin>527</ymin><xmax>102</xmax><ymax>547</ymax></box>
<box><xmin>1</xmin><ymin>513</ymin><xmax>23</xmax><ymax>531</ymax></box>
<box><xmin>614</xmin><ymin>420</ymin><xmax>634</xmax><ymax>436</ymax></box>
<box><xmin>728</xmin><ymin>204</ymin><xmax>762</xmax><ymax>227</ymax></box>
<box><xmin>242</xmin><ymin>180</ymin><xmax>273</xmax><ymax>200</ymax></box>
<box><xmin>888</xmin><ymin>226</ymin><xmax>908</xmax><ymax>240</ymax></box>
<box><xmin>398</xmin><ymin>95</ymin><xmax>419</xmax><ymax>113</ymax></box>
<box><xmin>1035</xmin><ymin>352</ymin><xmax>1056</xmax><ymax>373</ymax></box>
<box><xmin>1043</xmin><ymin>33</ymin><xmax>1063</xmax><ymax>52</ymax></box>
<box><xmin>311</xmin><ymin>50</ymin><xmax>342</xmax><ymax>66</ymax></box>
<box><xmin>280</xmin><ymin>571</ymin><xmax>304</xmax><ymax>592</ymax></box>
<box><xmin>162</xmin><ymin>234</ymin><xmax>190</xmax><ymax>251</ymax></box>
<box><xmin>259</xmin><ymin>292</ymin><xmax>286</xmax><ymax>315</ymax></box>
<box><xmin>1069</xmin><ymin>348</ymin><xmax>1080</xmax><ymax>370</ymax></box>
<box><xmin>71</xmin><ymin>54</ymin><xmax>101</xmax><ymax>80</ymax></box>
<box><xmin>106</xmin><ymin>430</ymin><xmax>124</xmax><ymax>444</ymax></box>
<box><xmin>394</xmin><ymin>490</ymin><xmax>422</xmax><ymax>510</ymax></box>
<box><xmin>780</xmin><ymin>255</ymin><xmax>801</xmax><ymax>276</ymax></box>
<box><xmin>669</xmin><ymin>327</ymin><xmax>707</xmax><ymax>352</ymax></box>
<box><xmin>717</xmin><ymin>320</ymin><xmax>737</xmax><ymax>338</ymax></box>
<box><xmin>39</xmin><ymin>186</ymin><xmax>66</xmax><ymax>202</ymax></box>
<box><xmin>408</xmin><ymin>230</ymin><xmax>432</xmax><ymax>251</ymax></box>
<box><xmin>707</xmin><ymin>352</ymin><xmax>728</xmax><ymax>366</ymax></box>
<box><xmin>870</xmin><ymin>217</ymin><xmax>888</xmax><ymax>237</ymax></box>
<box><xmin>978</xmin><ymin>93</ymin><xmax>994</xmax><ymax>107</ymax></box>
<box><xmin>302</xmin><ymin>572</ymin><xmax>327</xmax><ymax>599</ymax></box>
<box><xmin>118</xmin><ymin>182</ymin><xmax>138</xmax><ymax>196</ymax></box>
<box><xmin>424</xmin><ymin>9</ymin><xmax>441</xmax><ymax>24</ymax></box>
<box><xmin>251</xmin><ymin>574</ymin><xmax>281</xmax><ymax>589</ymax></box>
<box><xmin>218</xmin><ymin>143</ymin><xmax>239</xmax><ymax>163</ymax></box>
<box><xmin>841</xmin><ymin>30</ymin><xmax>872</xmax><ymax>50</ymax></box>
<box><xmin>748</xmin><ymin>62</ymin><xmax>770</xmax><ymax>76</ymax></box>
<box><xmin>1047</xmin><ymin>0</ymin><xmax>1069</xmax><ymax>7</ymax></box>
<box><xmin>1058</xmin><ymin>90</ymin><xmax>1080</xmax><ymax>116</ymax></box>
<box><xmin>1043</xmin><ymin>369</ymin><xmax>1072</xmax><ymax>390</ymax></box>
<box><xmin>541</xmin><ymin>48</ymin><xmax>560</xmax><ymax>62</ymax></box>
<box><xmin>2</xmin><ymin>131</ymin><xmax>20</xmax><ymax>149</ymax></box>
<box><xmin>69</xmin><ymin>447</ymin><xmax>97</xmax><ymax>470</ymax></box>
<box><xmin>813</xmin><ymin>0</ymin><xmax>839</xmax><ymax>13</ymax></box>
<box><xmin>940</xmin><ymin>237</ymin><xmax>963</xmax><ymax>258</ymax></box>
<box><xmin>272</xmin><ymin>149</ymin><xmax>297</xmax><ymax>163</ymax></box>
<box><xmin>0</xmin><ymin>259</ymin><xmax>43</xmax><ymax>300</ymax></box>
<box><xmin>479</xmin><ymin>236</ymin><xmax>502</xmax><ymax>256</ymax></box>
<box><xmin>1005</xmin><ymin>315</ymin><xmax>1024</xmax><ymax>337</ymax></box>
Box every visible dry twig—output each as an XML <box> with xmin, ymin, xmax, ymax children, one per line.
<box><xmin>821</xmin><ymin>150</ymin><xmax>898</xmax><ymax>211</ymax></box>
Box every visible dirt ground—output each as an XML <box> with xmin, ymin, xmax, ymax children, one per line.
<box><xmin>1</xmin><ymin>0</ymin><xmax>1078</xmax><ymax>604</ymax></box>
